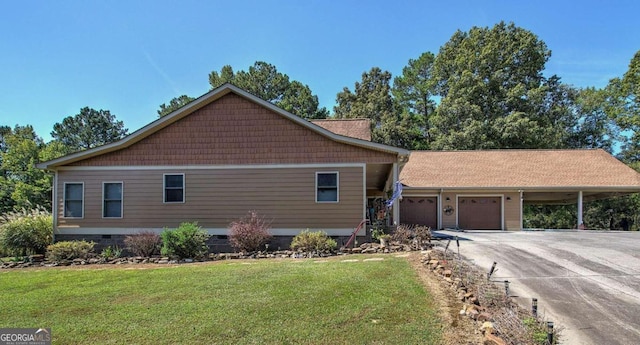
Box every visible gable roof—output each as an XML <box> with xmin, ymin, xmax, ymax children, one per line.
<box><xmin>37</xmin><ymin>84</ymin><xmax>408</xmax><ymax>169</ymax></box>
<box><xmin>401</xmin><ymin>149</ymin><xmax>640</xmax><ymax>190</ymax></box>
<box><xmin>311</xmin><ymin>119</ymin><xmax>372</xmax><ymax>141</ymax></box>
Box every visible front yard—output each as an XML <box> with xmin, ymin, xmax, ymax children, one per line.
<box><xmin>0</xmin><ymin>255</ymin><xmax>441</xmax><ymax>344</ymax></box>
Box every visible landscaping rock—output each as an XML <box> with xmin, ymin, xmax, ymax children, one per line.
<box><xmin>477</xmin><ymin>312</ymin><xmax>492</xmax><ymax>322</ymax></box>
<box><xmin>484</xmin><ymin>333</ymin><xmax>507</xmax><ymax>345</ymax></box>
<box><xmin>480</xmin><ymin>321</ymin><xmax>495</xmax><ymax>334</ymax></box>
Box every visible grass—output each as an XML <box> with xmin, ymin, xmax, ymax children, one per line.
<box><xmin>0</xmin><ymin>255</ymin><xmax>441</xmax><ymax>344</ymax></box>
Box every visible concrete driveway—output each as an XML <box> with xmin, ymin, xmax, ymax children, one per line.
<box><xmin>434</xmin><ymin>230</ymin><xmax>640</xmax><ymax>345</ymax></box>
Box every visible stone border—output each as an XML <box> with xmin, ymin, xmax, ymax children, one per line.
<box><xmin>422</xmin><ymin>248</ymin><xmax>559</xmax><ymax>345</ymax></box>
<box><xmin>1</xmin><ymin>241</ymin><xmax>431</xmax><ymax>269</ymax></box>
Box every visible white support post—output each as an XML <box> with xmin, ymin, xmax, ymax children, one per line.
<box><xmin>519</xmin><ymin>190</ymin><xmax>524</xmax><ymax>231</ymax></box>
<box><xmin>577</xmin><ymin>191</ymin><xmax>584</xmax><ymax>229</ymax></box>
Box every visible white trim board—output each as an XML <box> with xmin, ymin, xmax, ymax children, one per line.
<box><xmin>55</xmin><ymin>227</ymin><xmax>364</xmax><ymax>237</ymax></box>
<box><xmin>56</xmin><ymin>163</ymin><xmax>367</xmax><ymax>171</ymax></box>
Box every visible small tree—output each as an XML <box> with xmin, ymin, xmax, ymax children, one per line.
<box><xmin>228</xmin><ymin>211</ymin><xmax>272</xmax><ymax>252</ymax></box>
<box><xmin>160</xmin><ymin>222</ymin><xmax>210</xmax><ymax>259</ymax></box>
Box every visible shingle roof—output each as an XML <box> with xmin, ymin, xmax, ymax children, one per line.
<box><xmin>311</xmin><ymin>119</ymin><xmax>372</xmax><ymax>141</ymax></box>
<box><xmin>401</xmin><ymin>149</ymin><xmax>640</xmax><ymax>189</ymax></box>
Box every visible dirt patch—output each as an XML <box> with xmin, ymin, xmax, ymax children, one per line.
<box><xmin>407</xmin><ymin>252</ymin><xmax>484</xmax><ymax>345</ymax></box>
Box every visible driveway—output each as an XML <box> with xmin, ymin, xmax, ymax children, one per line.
<box><xmin>435</xmin><ymin>230</ymin><xmax>640</xmax><ymax>345</ymax></box>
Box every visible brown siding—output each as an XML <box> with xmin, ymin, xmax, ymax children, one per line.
<box><xmin>56</xmin><ymin>166</ymin><xmax>364</xmax><ymax>230</ymax></box>
<box><xmin>71</xmin><ymin>93</ymin><xmax>396</xmax><ymax>166</ymax></box>
<box><xmin>503</xmin><ymin>192</ymin><xmax>521</xmax><ymax>230</ymax></box>
<box><xmin>442</xmin><ymin>192</ymin><xmax>457</xmax><ymax>229</ymax></box>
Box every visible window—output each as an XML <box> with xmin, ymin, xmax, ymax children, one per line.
<box><xmin>64</xmin><ymin>183</ymin><xmax>84</xmax><ymax>218</ymax></box>
<box><xmin>316</xmin><ymin>172</ymin><xmax>338</xmax><ymax>202</ymax></box>
<box><xmin>103</xmin><ymin>182</ymin><xmax>123</xmax><ymax>218</ymax></box>
<box><xmin>164</xmin><ymin>174</ymin><xmax>184</xmax><ymax>203</ymax></box>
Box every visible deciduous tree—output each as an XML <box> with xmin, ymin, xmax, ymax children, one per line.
<box><xmin>429</xmin><ymin>21</ymin><xmax>573</xmax><ymax>149</ymax></box>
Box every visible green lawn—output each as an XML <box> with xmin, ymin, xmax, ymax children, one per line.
<box><xmin>0</xmin><ymin>255</ymin><xmax>441</xmax><ymax>345</ymax></box>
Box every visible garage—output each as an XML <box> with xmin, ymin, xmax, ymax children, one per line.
<box><xmin>400</xmin><ymin>197</ymin><xmax>438</xmax><ymax>229</ymax></box>
<box><xmin>458</xmin><ymin>197</ymin><xmax>502</xmax><ymax>230</ymax></box>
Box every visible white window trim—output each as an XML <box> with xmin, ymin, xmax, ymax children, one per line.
<box><xmin>163</xmin><ymin>173</ymin><xmax>185</xmax><ymax>204</ymax></box>
<box><xmin>62</xmin><ymin>182</ymin><xmax>84</xmax><ymax>219</ymax></box>
<box><xmin>315</xmin><ymin>171</ymin><xmax>339</xmax><ymax>203</ymax></box>
<box><xmin>102</xmin><ymin>181</ymin><xmax>124</xmax><ymax>219</ymax></box>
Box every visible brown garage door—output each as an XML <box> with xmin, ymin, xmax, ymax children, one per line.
<box><xmin>458</xmin><ymin>197</ymin><xmax>501</xmax><ymax>230</ymax></box>
<box><xmin>400</xmin><ymin>197</ymin><xmax>438</xmax><ymax>229</ymax></box>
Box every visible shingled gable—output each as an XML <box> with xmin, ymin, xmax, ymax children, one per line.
<box><xmin>37</xmin><ymin>83</ymin><xmax>407</xmax><ymax>169</ymax></box>
<box><xmin>311</xmin><ymin>119</ymin><xmax>372</xmax><ymax>141</ymax></box>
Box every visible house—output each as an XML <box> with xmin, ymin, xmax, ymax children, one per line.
<box><xmin>37</xmin><ymin>84</ymin><xmax>640</xmax><ymax>251</ymax></box>
<box><xmin>400</xmin><ymin>150</ymin><xmax>640</xmax><ymax>230</ymax></box>
<box><xmin>37</xmin><ymin>84</ymin><xmax>409</xmax><ymax>250</ymax></box>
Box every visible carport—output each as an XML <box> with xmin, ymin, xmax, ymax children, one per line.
<box><xmin>399</xmin><ymin>149</ymin><xmax>640</xmax><ymax>230</ymax></box>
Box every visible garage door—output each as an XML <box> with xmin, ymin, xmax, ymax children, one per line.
<box><xmin>400</xmin><ymin>197</ymin><xmax>438</xmax><ymax>229</ymax></box>
<box><xmin>458</xmin><ymin>197</ymin><xmax>501</xmax><ymax>230</ymax></box>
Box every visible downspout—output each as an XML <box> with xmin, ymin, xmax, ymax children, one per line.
<box><xmin>438</xmin><ymin>188</ymin><xmax>443</xmax><ymax>230</ymax></box>
<box><xmin>52</xmin><ymin>171</ymin><xmax>58</xmax><ymax>243</ymax></box>
<box><xmin>392</xmin><ymin>162</ymin><xmax>399</xmax><ymax>226</ymax></box>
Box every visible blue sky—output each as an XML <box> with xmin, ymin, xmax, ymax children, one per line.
<box><xmin>1</xmin><ymin>0</ymin><xmax>639</xmax><ymax>142</ymax></box>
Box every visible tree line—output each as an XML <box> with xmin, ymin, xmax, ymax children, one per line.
<box><xmin>2</xmin><ymin>21</ymin><xmax>639</xmax><ymax>229</ymax></box>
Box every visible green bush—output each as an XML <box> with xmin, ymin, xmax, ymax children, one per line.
<box><xmin>46</xmin><ymin>240</ymin><xmax>95</xmax><ymax>262</ymax></box>
<box><xmin>160</xmin><ymin>222</ymin><xmax>210</xmax><ymax>259</ymax></box>
<box><xmin>100</xmin><ymin>245</ymin><xmax>123</xmax><ymax>260</ymax></box>
<box><xmin>290</xmin><ymin>230</ymin><xmax>337</xmax><ymax>253</ymax></box>
<box><xmin>228</xmin><ymin>211</ymin><xmax>273</xmax><ymax>253</ymax></box>
<box><xmin>0</xmin><ymin>208</ymin><xmax>53</xmax><ymax>256</ymax></box>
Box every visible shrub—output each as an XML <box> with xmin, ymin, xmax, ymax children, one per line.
<box><xmin>228</xmin><ymin>211</ymin><xmax>272</xmax><ymax>252</ymax></box>
<box><xmin>392</xmin><ymin>225</ymin><xmax>413</xmax><ymax>244</ymax></box>
<box><xmin>100</xmin><ymin>245</ymin><xmax>122</xmax><ymax>260</ymax></box>
<box><xmin>0</xmin><ymin>208</ymin><xmax>53</xmax><ymax>256</ymax></box>
<box><xmin>160</xmin><ymin>222</ymin><xmax>210</xmax><ymax>259</ymax></box>
<box><xmin>124</xmin><ymin>231</ymin><xmax>161</xmax><ymax>257</ymax></box>
<box><xmin>46</xmin><ymin>240</ymin><xmax>95</xmax><ymax>262</ymax></box>
<box><xmin>291</xmin><ymin>230</ymin><xmax>337</xmax><ymax>252</ymax></box>
<box><xmin>414</xmin><ymin>226</ymin><xmax>431</xmax><ymax>244</ymax></box>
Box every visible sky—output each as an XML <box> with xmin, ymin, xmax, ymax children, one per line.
<box><xmin>1</xmin><ymin>0</ymin><xmax>639</xmax><ymax>142</ymax></box>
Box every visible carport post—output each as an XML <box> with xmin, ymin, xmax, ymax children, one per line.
<box><xmin>519</xmin><ymin>190</ymin><xmax>524</xmax><ymax>230</ymax></box>
<box><xmin>577</xmin><ymin>191</ymin><xmax>584</xmax><ymax>229</ymax></box>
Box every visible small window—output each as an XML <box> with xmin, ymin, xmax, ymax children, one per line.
<box><xmin>316</xmin><ymin>172</ymin><xmax>338</xmax><ymax>203</ymax></box>
<box><xmin>103</xmin><ymin>182</ymin><xmax>123</xmax><ymax>218</ymax></box>
<box><xmin>164</xmin><ymin>174</ymin><xmax>184</xmax><ymax>203</ymax></box>
<box><xmin>64</xmin><ymin>183</ymin><xmax>84</xmax><ymax>218</ymax></box>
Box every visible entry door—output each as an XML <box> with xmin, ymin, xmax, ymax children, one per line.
<box><xmin>400</xmin><ymin>197</ymin><xmax>438</xmax><ymax>229</ymax></box>
<box><xmin>458</xmin><ymin>197</ymin><xmax>501</xmax><ymax>230</ymax></box>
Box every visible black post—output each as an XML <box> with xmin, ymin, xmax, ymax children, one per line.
<box><xmin>504</xmin><ymin>280</ymin><xmax>510</xmax><ymax>296</ymax></box>
<box><xmin>487</xmin><ymin>261</ymin><xmax>497</xmax><ymax>280</ymax></box>
<box><xmin>532</xmin><ymin>298</ymin><xmax>538</xmax><ymax>318</ymax></box>
<box><xmin>455</xmin><ymin>236</ymin><xmax>460</xmax><ymax>259</ymax></box>
<box><xmin>547</xmin><ymin>321</ymin><xmax>554</xmax><ymax>344</ymax></box>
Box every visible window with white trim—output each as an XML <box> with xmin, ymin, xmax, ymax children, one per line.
<box><xmin>316</xmin><ymin>172</ymin><xmax>338</xmax><ymax>202</ymax></box>
<box><xmin>64</xmin><ymin>183</ymin><xmax>84</xmax><ymax>218</ymax></box>
<box><xmin>103</xmin><ymin>182</ymin><xmax>123</xmax><ymax>218</ymax></box>
<box><xmin>164</xmin><ymin>174</ymin><xmax>184</xmax><ymax>203</ymax></box>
